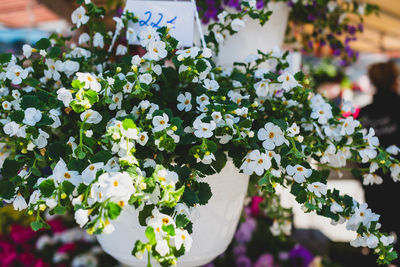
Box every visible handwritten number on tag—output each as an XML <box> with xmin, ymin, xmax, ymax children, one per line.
<box><xmin>150</xmin><ymin>13</ymin><xmax>163</xmax><ymax>28</ymax></box>
<box><xmin>138</xmin><ymin>11</ymin><xmax>178</xmax><ymax>29</ymax></box>
<box><xmin>139</xmin><ymin>11</ymin><xmax>151</xmax><ymax>26</ymax></box>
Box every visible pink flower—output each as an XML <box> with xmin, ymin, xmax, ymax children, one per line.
<box><xmin>0</xmin><ymin>239</ymin><xmax>17</xmax><ymax>266</ymax></box>
<box><xmin>254</xmin><ymin>253</ymin><xmax>275</xmax><ymax>267</ymax></box>
<box><xmin>19</xmin><ymin>252</ymin><xmax>36</xmax><ymax>266</ymax></box>
<box><xmin>34</xmin><ymin>259</ymin><xmax>50</xmax><ymax>267</ymax></box>
<box><xmin>251</xmin><ymin>196</ymin><xmax>264</xmax><ymax>216</ymax></box>
<box><xmin>47</xmin><ymin>219</ymin><xmax>66</xmax><ymax>233</ymax></box>
<box><xmin>58</xmin><ymin>243</ymin><xmax>76</xmax><ymax>253</ymax></box>
<box><xmin>10</xmin><ymin>225</ymin><xmax>36</xmax><ymax>244</ymax></box>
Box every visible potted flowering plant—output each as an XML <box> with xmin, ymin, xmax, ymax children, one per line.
<box><xmin>198</xmin><ymin>0</ymin><xmax>379</xmax><ymax>63</ymax></box>
<box><xmin>0</xmin><ymin>0</ymin><xmax>398</xmax><ymax>267</ymax></box>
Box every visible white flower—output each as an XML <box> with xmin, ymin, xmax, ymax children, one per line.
<box><xmin>177</xmin><ymin>92</ymin><xmax>192</xmax><ymax>112</ymax></box>
<box><xmin>13</xmin><ymin>193</ymin><xmax>28</xmax><ymax>211</ymax></box>
<box><xmin>22</xmin><ymin>44</ymin><xmax>36</xmax><ymax>58</ymax></box>
<box><xmin>197</xmin><ymin>152</ymin><xmax>216</xmax><ymax>165</ymax></box>
<box><xmin>23</xmin><ymin>107</ymin><xmax>42</xmax><ymax>126</ymax></box>
<box><xmin>57</xmin><ymin>88</ymin><xmax>73</xmax><ymax>107</ymax></box>
<box><xmin>2</xmin><ymin>100</ymin><xmax>11</xmax><ymax>110</ymax></box>
<box><xmin>75</xmin><ymin>209</ymin><xmax>89</xmax><ymax>227</ymax></box>
<box><xmin>103</xmin><ymin>221</ymin><xmax>115</xmax><ymax>234</ymax></box>
<box><xmin>176</xmin><ymin>47</ymin><xmax>200</xmax><ymax>59</ymax></box>
<box><xmin>116</xmin><ymin>44</ymin><xmax>127</xmax><ymax>56</ymax></box>
<box><xmin>46</xmin><ymin>198</ymin><xmax>57</xmax><ymax>209</ymax></box>
<box><xmin>29</xmin><ymin>190</ymin><xmax>41</xmax><ymax>205</ymax></box>
<box><xmin>363</xmin><ymin>173</ymin><xmax>383</xmax><ymax>186</ymax></box>
<box><xmin>139</xmin><ymin>27</ymin><xmax>160</xmax><ymax>47</ymax></box>
<box><xmin>33</xmin><ymin>129</ymin><xmax>50</xmax><ymax>149</ymax></box>
<box><xmin>71</xmin><ymin>6</ymin><xmax>89</xmax><ymax>28</ymax></box>
<box><xmin>203</xmin><ymin>79</ymin><xmax>219</xmax><ymax>92</ymax></box>
<box><xmin>85</xmin><ymin>130</ymin><xmax>93</xmax><ymax>137</ymax></box>
<box><xmin>93</xmin><ymin>32</ymin><xmax>104</xmax><ymax>48</ymax></box>
<box><xmin>330</xmin><ymin>201</ymin><xmax>344</xmax><ymax>213</ymax></box>
<box><xmin>147</xmin><ymin>41</ymin><xmax>167</xmax><ymax>61</ymax></box>
<box><xmin>49</xmin><ymin>109</ymin><xmax>61</xmax><ymax>128</ymax></box>
<box><xmin>152</xmin><ymin>113</ymin><xmax>170</xmax><ymax>132</ymax></box>
<box><xmin>138</xmin><ymin>132</ymin><xmax>149</xmax><ymax>146</ymax></box>
<box><xmin>231</xmin><ymin>18</ymin><xmax>245</xmax><ymax>32</ymax></box>
<box><xmin>286</xmin><ymin>165</ymin><xmax>312</xmax><ymax>183</ymax></box>
<box><xmin>380</xmin><ymin>235</ymin><xmax>395</xmax><ymax>246</ymax></box>
<box><xmin>390</xmin><ymin>164</ymin><xmax>400</xmax><ymax>181</ymax></box>
<box><xmin>277</xmin><ymin>73</ymin><xmax>299</xmax><ymax>91</ymax></box>
<box><xmin>76</xmin><ymin>72</ymin><xmax>101</xmax><ymax>92</ymax></box>
<box><xmin>3</xmin><ymin>121</ymin><xmax>20</xmax><ymax>136</ymax></box>
<box><xmin>139</xmin><ymin>73</ymin><xmax>153</xmax><ymax>85</ymax></box>
<box><xmin>193</xmin><ymin>119</ymin><xmax>216</xmax><ymax>138</ymax></box>
<box><xmin>173</xmin><ymin>229</ymin><xmax>192</xmax><ymax>251</ymax></box>
<box><xmin>82</xmin><ymin>162</ymin><xmax>104</xmax><ymax>185</ymax></box>
<box><xmin>109</xmin><ymin>93</ymin><xmax>123</xmax><ymax>110</ymax></box>
<box><xmin>6</xmin><ymin>66</ymin><xmax>28</xmax><ymax>85</ymax></box>
<box><xmin>63</xmin><ymin>60</ymin><xmax>80</xmax><ymax>77</ymax></box>
<box><xmin>359</xmin><ymin>147</ymin><xmax>377</xmax><ymax>163</ymax></box>
<box><xmin>386</xmin><ymin>145</ymin><xmax>400</xmax><ymax>155</ymax></box>
<box><xmin>52</xmin><ymin>158</ymin><xmax>82</xmax><ymax>186</ymax></box>
<box><xmin>347</xmin><ymin>203</ymin><xmax>379</xmax><ymax>231</ymax></box>
<box><xmin>157</xmin><ymin>169</ymin><xmax>179</xmax><ymax>188</ymax></box>
<box><xmin>196</xmin><ymin>94</ymin><xmax>209</xmax><ymax>106</ymax></box>
<box><xmin>131</xmin><ymin>55</ymin><xmax>142</xmax><ymax>65</ymax></box>
<box><xmin>155</xmin><ymin>239</ymin><xmax>169</xmax><ymax>256</ymax></box>
<box><xmin>217</xmin><ymin>11</ymin><xmax>228</xmax><ymax>24</ymax></box>
<box><xmin>78</xmin><ymin>33</ymin><xmax>90</xmax><ymax>44</ymax></box>
<box><xmin>307</xmin><ymin>182</ymin><xmax>327</xmax><ymax>197</ymax></box>
<box><xmin>98</xmin><ymin>172</ymin><xmax>134</xmax><ymax>205</ymax></box>
<box><xmin>287</xmin><ymin>123</ymin><xmax>300</xmax><ymax>137</ymax></box>
<box><xmin>248</xmin><ymin>150</ymin><xmax>271</xmax><ymax>176</ymax></box>
<box><xmin>80</xmin><ymin>109</ymin><xmax>102</xmax><ymax>124</ymax></box>
<box><xmin>257</xmin><ymin>122</ymin><xmax>287</xmax><ymax>150</ymax></box>
<box><xmin>310</xmin><ymin>103</ymin><xmax>333</xmax><ymax>124</ymax></box>
<box><xmin>44</xmin><ymin>59</ymin><xmax>62</xmax><ymax>80</ymax></box>
<box><xmin>126</xmin><ymin>27</ymin><xmax>137</xmax><ymax>44</ymax></box>
<box><xmin>254</xmin><ymin>80</ymin><xmax>270</xmax><ymax>98</ymax></box>
<box><xmin>310</xmin><ymin>94</ymin><xmax>326</xmax><ymax>109</ymax></box>
<box><xmin>340</xmin><ymin>116</ymin><xmax>360</xmax><ymax>135</ymax></box>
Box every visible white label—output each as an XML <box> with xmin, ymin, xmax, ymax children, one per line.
<box><xmin>125</xmin><ymin>0</ymin><xmax>195</xmax><ymax>47</ymax></box>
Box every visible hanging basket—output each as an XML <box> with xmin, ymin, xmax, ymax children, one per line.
<box><xmin>216</xmin><ymin>2</ymin><xmax>290</xmax><ymax>66</ymax></box>
<box><xmin>96</xmin><ymin>160</ymin><xmax>249</xmax><ymax>266</ymax></box>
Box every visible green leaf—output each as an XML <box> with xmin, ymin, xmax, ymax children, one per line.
<box><xmin>9</xmin><ymin>110</ymin><xmax>24</xmax><ymax>123</ymax></box>
<box><xmin>175</xmin><ymin>214</ymin><xmax>190</xmax><ymax>229</ymax></box>
<box><xmin>24</xmin><ymin>77</ymin><xmax>40</xmax><ymax>87</ymax></box>
<box><xmin>71</xmin><ymin>80</ymin><xmax>85</xmax><ymax>89</ymax></box>
<box><xmin>139</xmin><ymin>205</ymin><xmax>155</xmax><ymax>226</ymax></box>
<box><xmin>294</xmin><ymin>71</ymin><xmax>305</xmax><ymax>81</ymax></box>
<box><xmin>107</xmin><ymin>202</ymin><xmax>122</xmax><ymax>220</ymax></box>
<box><xmin>48</xmin><ymin>142</ymin><xmax>66</xmax><ymax>160</ymax></box>
<box><xmin>62</xmin><ymin>181</ymin><xmax>75</xmax><ymax>195</ymax></box>
<box><xmin>1</xmin><ymin>159</ymin><xmax>20</xmax><ymax>178</ymax></box>
<box><xmin>91</xmin><ymin>150</ymin><xmax>112</xmax><ymax>163</ymax></box>
<box><xmin>48</xmin><ymin>46</ymin><xmax>61</xmax><ymax>58</ymax></box>
<box><xmin>30</xmin><ymin>221</ymin><xmax>45</xmax><ymax>232</ymax></box>
<box><xmin>36</xmin><ymin>38</ymin><xmax>51</xmax><ymax>50</ymax></box>
<box><xmin>0</xmin><ymin>53</ymin><xmax>12</xmax><ymax>64</ymax></box>
<box><xmin>182</xmin><ymin>188</ymin><xmax>199</xmax><ymax>206</ymax></box>
<box><xmin>272</xmin><ymin>119</ymin><xmax>288</xmax><ymax>131</ymax></box>
<box><xmin>0</xmin><ymin>180</ymin><xmax>15</xmax><ymax>199</ymax></box>
<box><xmin>20</xmin><ymin>95</ymin><xmax>40</xmax><ymax>109</ymax></box>
<box><xmin>145</xmin><ymin>227</ymin><xmax>156</xmax><ymax>245</ymax></box>
<box><xmin>198</xmin><ymin>182</ymin><xmax>212</xmax><ymax>205</ymax></box>
<box><xmin>211</xmin><ymin>150</ymin><xmax>227</xmax><ymax>173</ymax></box>
<box><xmin>36</xmin><ymin>114</ymin><xmax>54</xmax><ymax>126</ymax></box>
<box><xmin>85</xmin><ymin>90</ymin><xmax>99</xmax><ymax>105</ymax></box>
<box><xmin>122</xmin><ymin>118</ymin><xmax>136</xmax><ymax>130</ymax></box>
<box><xmin>162</xmin><ymin>224</ymin><xmax>175</xmax><ymax>236</ymax></box>
<box><xmin>39</xmin><ymin>179</ymin><xmax>56</xmax><ymax>197</ymax></box>
<box><xmin>195</xmin><ymin>59</ymin><xmax>207</xmax><ymax>72</ymax></box>
<box><xmin>54</xmin><ymin>206</ymin><xmax>68</xmax><ymax>214</ymax></box>
<box><xmin>206</xmin><ymin>140</ymin><xmax>217</xmax><ymax>153</ymax></box>
<box><xmin>238</xmin><ymin>120</ymin><xmax>252</xmax><ymax>129</ymax></box>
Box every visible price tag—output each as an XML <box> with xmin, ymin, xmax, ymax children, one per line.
<box><xmin>125</xmin><ymin>0</ymin><xmax>195</xmax><ymax>47</ymax></box>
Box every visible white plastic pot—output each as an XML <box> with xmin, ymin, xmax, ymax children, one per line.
<box><xmin>216</xmin><ymin>2</ymin><xmax>290</xmax><ymax>66</ymax></box>
<box><xmin>96</xmin><ymin>160</ymin><xmax>250</xmax><ymax>266</ymax></box>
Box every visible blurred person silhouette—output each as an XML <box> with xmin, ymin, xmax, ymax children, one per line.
<box><xmin>359</xmin><ymin>61</ymin><xmax>400</xmax><ymax>260</ymax></box>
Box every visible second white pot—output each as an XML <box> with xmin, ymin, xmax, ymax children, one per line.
<box><xmin>97</xmin><ymin>160</ymin><xmax>250</xmax><ymax>266</ymax></box>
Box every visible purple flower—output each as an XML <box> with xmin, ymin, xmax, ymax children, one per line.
<box><xmin>236</xmin><ymin>255</ymin><xmax>252</xmax><ymax>267</ymax></box>
<box><xmin>256</xmin><ymin>0</ymin><xmax>264</xmax><ymax>9</ymax></box>
<box><xmin>307</xmin><ymin>14</ymin><xmax>316</xmax><ymax>22</ymax></box>
<box><xmin>235</xmin><ymin>218</ymin><xmax>256</xmax><ymax>243</ymax></box>
<box><xmin>233</xmin><ymin>244</ymin><xmax>247</xmax><ymax>257</ymax></box>
<box><xmin>289</xmin><ymin>244</ymin><xmax>314</xmax><ymax>267</ymax></box>
<box><xmin>254</xmin><ymin>253</ymin><xmax>275</xmax><ymax>267</ymax></box>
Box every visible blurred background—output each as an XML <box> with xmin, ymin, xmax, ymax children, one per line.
<box><xmin>1</xmin><ymin>0</ymin><xmax>400</xmax><ymax>267</ymax></box>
